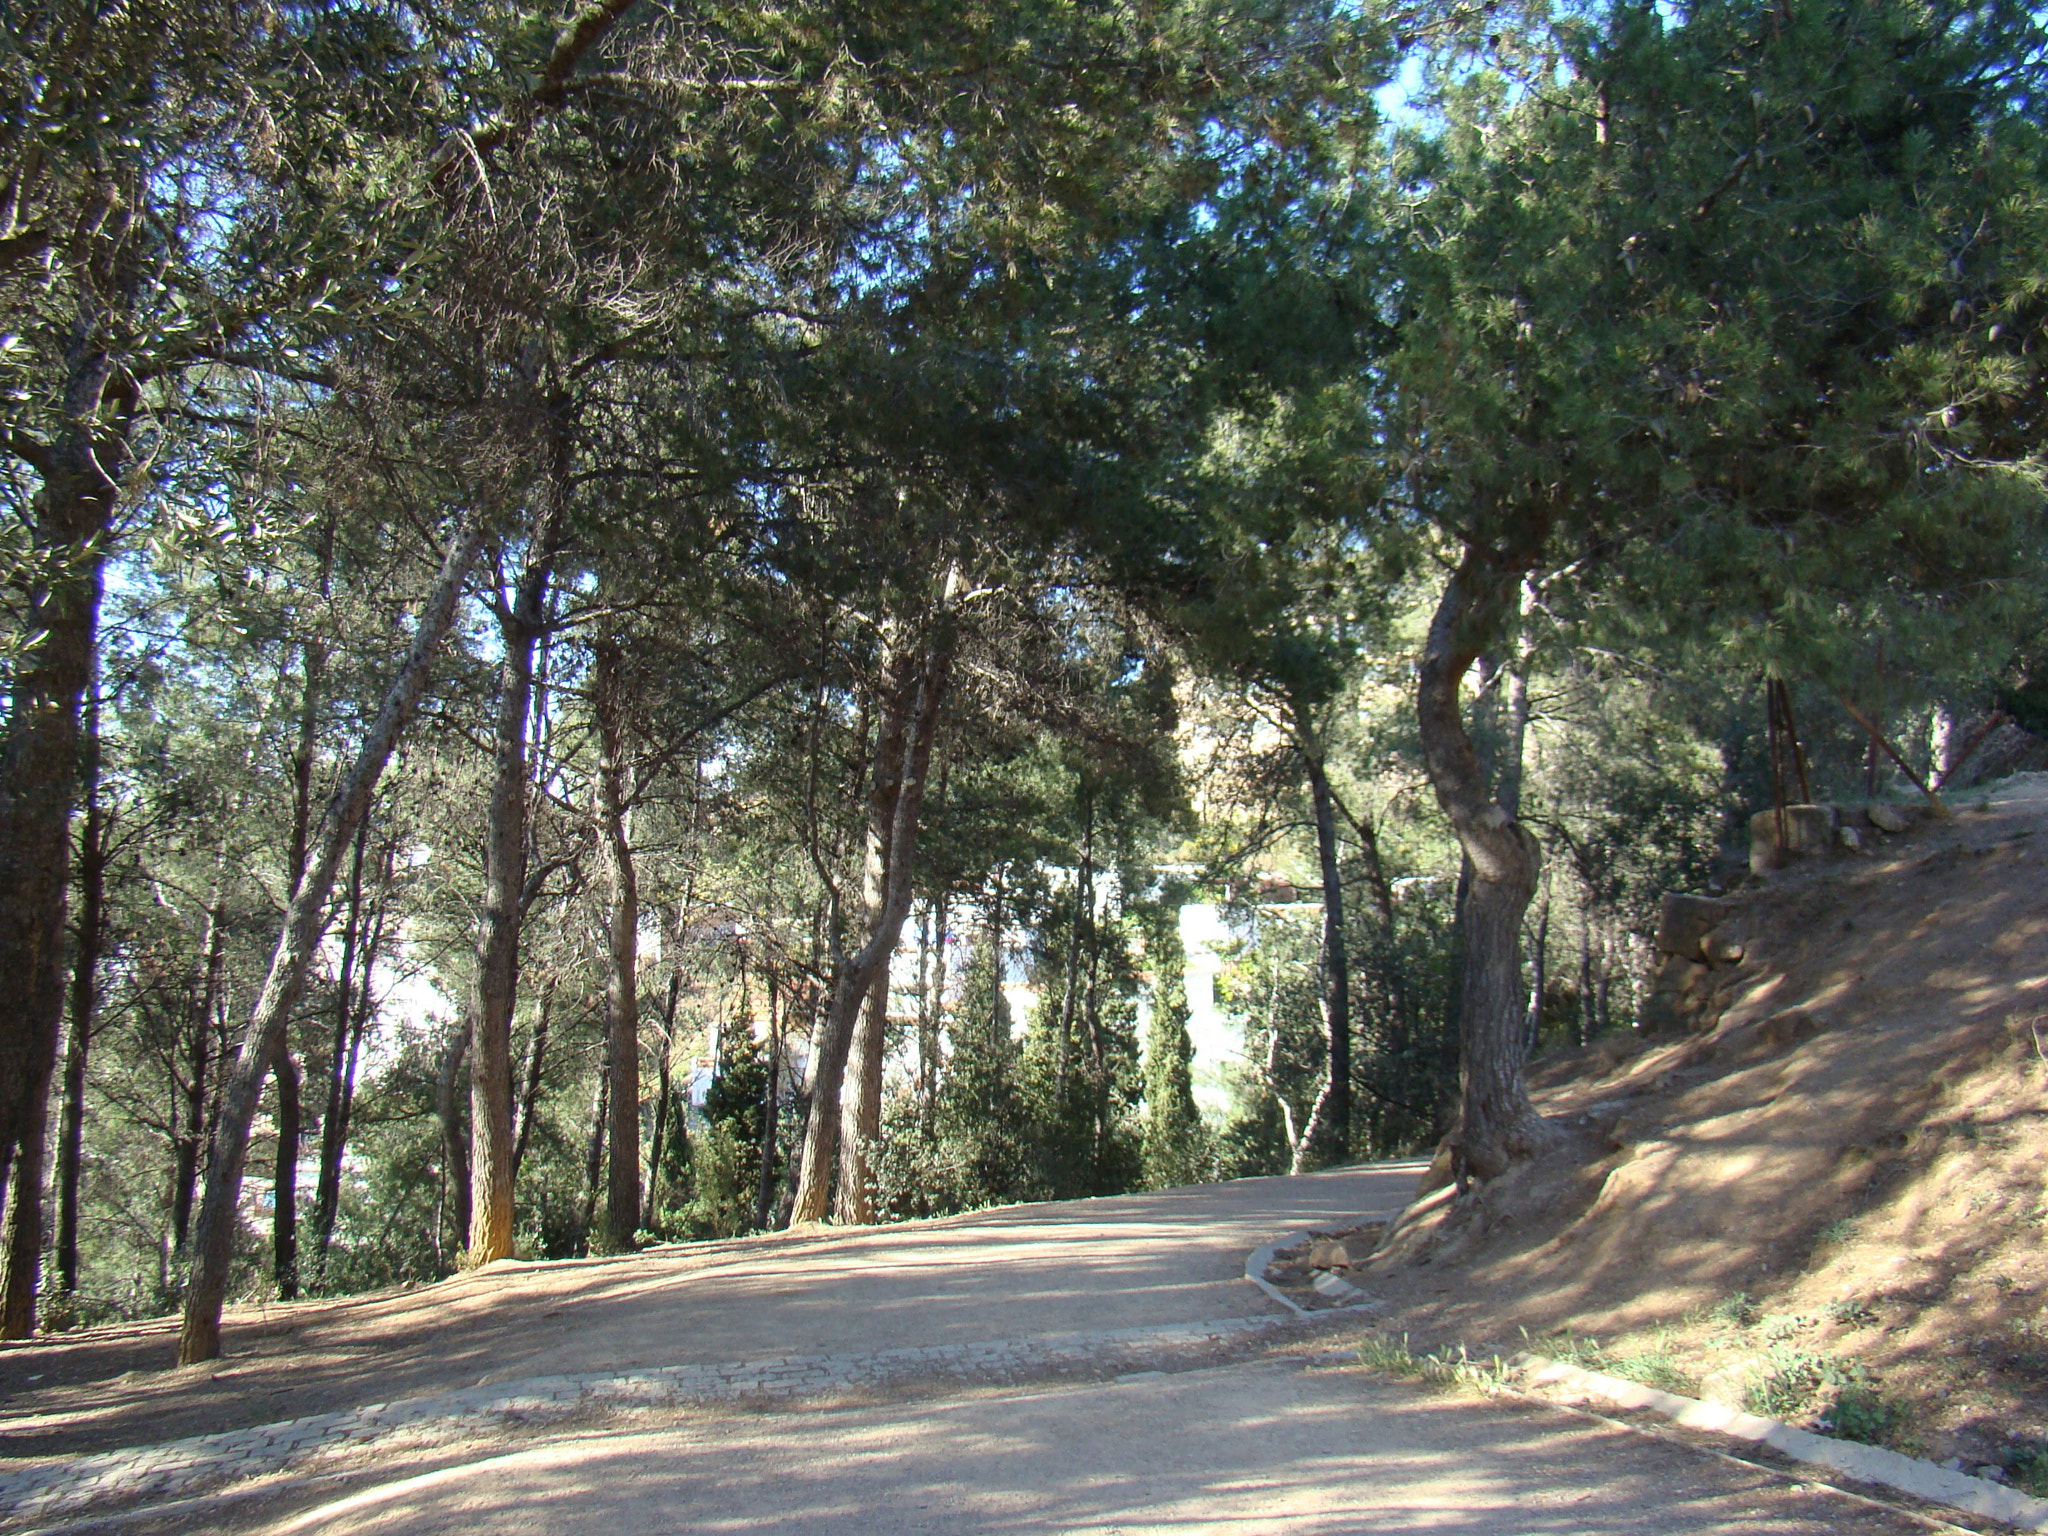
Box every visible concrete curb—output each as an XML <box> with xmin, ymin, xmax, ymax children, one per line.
<box><xmin>1244</xmin><ymin>1231</ymin><xmax>1315</xmax><ymax>1317</ymax></box>
<box><xmin>1518</xmin><ymin>1354</ymin><xmax>2048</xmax><ymax>1532</ymax></box>
<box><xmin>0</xmin><ymin>1315</ymin><xmax>1299</xmax><ymax>1531</ymax></box>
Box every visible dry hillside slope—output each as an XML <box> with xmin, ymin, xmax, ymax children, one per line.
<box><xmin>1356</xmin><ymin>772</ymin><xmax>2048</xmax><ymax>1482</ymax></box>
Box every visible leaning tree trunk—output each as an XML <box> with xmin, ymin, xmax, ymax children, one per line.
<box><xmin>1290</xmin><ymin>733</ymin><xmax>1351</xmax><ymax>1174</ymax></box>
<box><xmin>591</xmin><ymin>635</ymin><xmax>641</xmax><ymax>1251</ymax></box>
<box><xmin>177</xmin><ymin>508</ymin><xmax>486</xmax><ymax>1365</ymax></box>
<box><xmin>791</xmin><ymin>595</ymin><xmax>956</xmax><ymax>1225</ymax></box>
<box><xmin>1415</xmin><ymin>546</ymin><xmax>1557</xmax><ymax>1183</ymax></box>
<box><xmin>466</xmin><ymin>512</ymin><xmax>559</xmax><ymax>1267</ymax></box>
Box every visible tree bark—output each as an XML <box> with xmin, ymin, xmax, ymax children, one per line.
<box><xmin>0</xmin><ymin>328</ymin><xmax>135</xmax><ymax>1191</ymax></box>
<box><xmin>754</xmin><ymin>974</ymin><xmax>782</xmax><ymax>1231</ymax></box>
<box><xmin>310</xmin><ymin>816</ymin><xmax>372</xmax><ymax>1278</ymax></box>
<box><xmin>833</xmin><ymin>957</ymin><xmax>891</xmax><ymax>1224</ymax></box>
<box><xmin>177</xmin><ymin>507</ymin><xmax>486</xmax><ymax>1364</ymax></box>
<box><xmin>1289</xmin><ymin>732</ymin><xmax>1351</xmax><ymax>1173</ymax></box>
<box><xmin>1416</xmin><ymin>546</ymin><xmax>1558</xmax><ymax>1182</ymax></box>
<box><xmin>270</xmin><ymin>1047</ymin><xmax>300</xmax><ymax>1299</ymax></box>
<box><xmin>466</xmin><ymin>511</ymin><xmax>561</xmax><ymax>1267</ymax></box>
<box><xmin>512</xmin><ymin>981</ymin><xmax>554</xmax><ymax>1183</ymax></box>
<box><xmin>55</xmin><ymin>677</ymin><xmax>106</xmax><ymax>1298</ymax></box>
<box><xmin>577</xmin><ymin>1061</ymin><xmax>608</xmax><ymax>1253</ymax></box>
<box><xmin>437</xmin><ymin>1020</ymin><xmax>472</xmax><ymax>1249</ymax></box>
<box><xmin>591</xmin><ymin>635</ymin><xmax>641</xmax><ymax>1250</ymax></box>
<box><xmin>0</xmin><ymin>1060</ymin><xmax>50</xmax><ymax>1337</ymax></box>
<box><xmin>791</xmin><ymin>587</ymin><xmax>956</xmax><ymax>1224</ymax></box>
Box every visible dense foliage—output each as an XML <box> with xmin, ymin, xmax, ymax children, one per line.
<box><xmin>1</xmin><ymin>0</ymin><xmax>2041</xmax><ymax>1350</ymax></box>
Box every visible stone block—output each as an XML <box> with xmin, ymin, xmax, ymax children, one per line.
<box><xmin>1749</xmin><ymin>804</ymin><xmax>1838</xmax><ymax>872</ymax></box>
<box><xmin>1867</xmin><ymin>802</ymin><xmax>1918</xmax><ymax>834</ymax></box>
<box><xmin>1702</xmin><ymin>933</ymin><xmax>1746</xmax><ymax>967</ymax></box>
<box><xmin>1309</xmin><ymin>1235</ymin><xmax>1376</xmax><ymax>1269</ymax></box>
<box><xmin>1656</xmin><ymin>893</ymin><xmax>1738</xmax><ymax>959</ymax></box>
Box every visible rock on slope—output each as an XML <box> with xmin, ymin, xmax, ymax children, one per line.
<box><xmin>1362</xmin><ymin>772</ymin><xmax>2048</xmax><ymax>1475</ymax></box>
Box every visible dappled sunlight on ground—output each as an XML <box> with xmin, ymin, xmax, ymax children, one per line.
<box><xmin>0</xmin><ymin>1165</ymin><xmax>1422</xmax><ymax>1462</ymax></box>
<box><xmin>249</xmin><ymin>1362</ymin><xmax>1927</xmax><ymax>1536</ymax></box>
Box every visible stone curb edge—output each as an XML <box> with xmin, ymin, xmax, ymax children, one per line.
<box><xmin>1516</xmin><ymin>1353</ymin><xmax>2048</xmax><ymax>1532</ymax></box>
<box><xmin>1244</xmin><ymin>1231</ymin><xmax>1315</xmax><ymax>1317</ymax></box>
<box><xmin>0</xmin><ymin>1314</ymin><xmax>1300</xmax><ymax>1531</ymax></box>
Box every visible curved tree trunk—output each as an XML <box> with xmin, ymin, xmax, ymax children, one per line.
<box><xmin>1416</xmin><ymin>546</ymin><xmax>1558</xmax><ymax>1182</ymax></box>
<box><xmin>177</xmin><ymin>508</ymin><xmax>486</xmax><ymax>1365</ymax></box>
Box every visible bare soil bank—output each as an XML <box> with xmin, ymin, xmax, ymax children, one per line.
<box><xmin>1357</xmin><ymin>773</ymin><xmax>2048</xmax><ymax>1482</ymax></box>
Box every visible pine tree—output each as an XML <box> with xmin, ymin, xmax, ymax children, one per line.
<box><xmin>1141</xmin><ymin>913</ymin><xmax>1208</xmax><ymax>1190</ymax></box>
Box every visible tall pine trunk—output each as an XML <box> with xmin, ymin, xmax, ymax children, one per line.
<box><xmin>0</xmin><ymin>332</ymin><xmax>135</xmax><ymax>1193</ymax></box>
<box><xmin>0</xmin><ymin>1060</ymin><xmax>51</xmax><ymax>1337</ymax></box>
<box><xmin>1416</xmin><ymin>548</ymin><xmax>1556</xmax><ymax>1182</ymax></box>
<box><xmin>834</xmin><ymin>959</ymin><xmax>892</xmax><ymax>1224</ymax></box>
<box><xmin>55</xmin><ymin>677</ymin><xmax>107</xmax><ymax>1298</ymax></box>
<box><xmin>1289</xmin><ymin>735</ymin><xmax>1351</xmax><ymax>1173</ymax></box>
<box><xmin>466</xmin><ymin>514</ymin><xmax>558</xmax><ymax>1266</ymax></box>
<box><xmin>177</xmin><ymin>508</ymin><xmax>486</xmax><ymax>1364</ymax></box>
<box><xmin>271</xmin><ymin>1048</ymin><xmax>300</xmax><ymax>1299</ymax></box>
<box><xmin>310</xmin><ymin>817</ymin><xmax>372</xmax><ymax>1277</ymax></box>
<box><xmin>437</xmin><ymin>1021</ymin><xmax>472</xmax><ymax>1248</ymax></box>
<box><xmin>591</xmin><ymin>635</ymin><xmax>641</xmax><ymax>1250</ymax></box>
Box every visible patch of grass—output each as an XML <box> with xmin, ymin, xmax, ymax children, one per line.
<box><xmin>1708</xmin><ymin>1291</ymin><xmax>1758</xmax><ymax>1328</ymax></box>
<box><xmin>1356</xmin><ymin>1334</ymin><xmax>1505</xmax><ymax>1389</ymax></box>
<box><xmin>2011</xmin><ymin>1444</ymin><xmax>2048</xmax><ymax>1498</ymax></box>
<box><xmin>1819</xmin><ymin>1218</ymin><xmax>1858</xmax><ymax>1245</ymax></box>
<box><xmin>1761</xmin><ymin>1312</ymin><xmax>1816</xmax><ymax>1341</ymax></box>
<box><xmin>1743</xmin><ymin>1346</ymin><xmax>1904</xmax><ymax>1447</ymax></box>
<box><xmin>1825</xmin><ymin>1296</ymin><xmax>1878</xmax><ymax>1327</ymax></box>
<box><xmin>1544</xmin><ymin>1332</ymin><xmax>1700</xmax><ymax>1397</ymax></box>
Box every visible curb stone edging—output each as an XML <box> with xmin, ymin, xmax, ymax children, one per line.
<box><xmin>1244</xmin><ymin>1231</ymin><xmax>1315</xmax><ymax>1317</ymax></box>
<box><xmin>1244</xmin><ymin>1231</ymin><xmax>1379</xmax><ymax>1316</ymax></box>
<box><xmin>1517</xmin><ymin>1353</ymin><xmax>2048</xmax><ymax>1532</ymax></box>
<box><xmin>0</xmin><ymin>1315</ymin><xmax>1299</xmax><ymax>1531</ymax></box>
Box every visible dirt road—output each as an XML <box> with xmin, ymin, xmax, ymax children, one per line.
<box><xmin>0</xmin><ymin>1164</ymin><xmax>1418</xmax><ymax>1462</ymax></box>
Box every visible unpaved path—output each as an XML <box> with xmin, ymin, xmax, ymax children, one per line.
<box><xmin>0</xmin><ymin>1164</ymin><xmax>1418</xmax><ymax>1464</ymax></box>
<box><xmin>0</xmin><ymin>1163</ymin><xmax>1957</xmax><ymax>1535</ymax></box>
<box><xmin>243</xmin><ymin>1360</ymin><xmax>1934</xmax><ymax>1536</ymax></box>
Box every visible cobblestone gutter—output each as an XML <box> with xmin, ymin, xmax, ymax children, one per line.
<box><xmin>0</xmin><ymin>1314</ymin><xmax>1304</xmax><ymax>1529</ymax></box>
